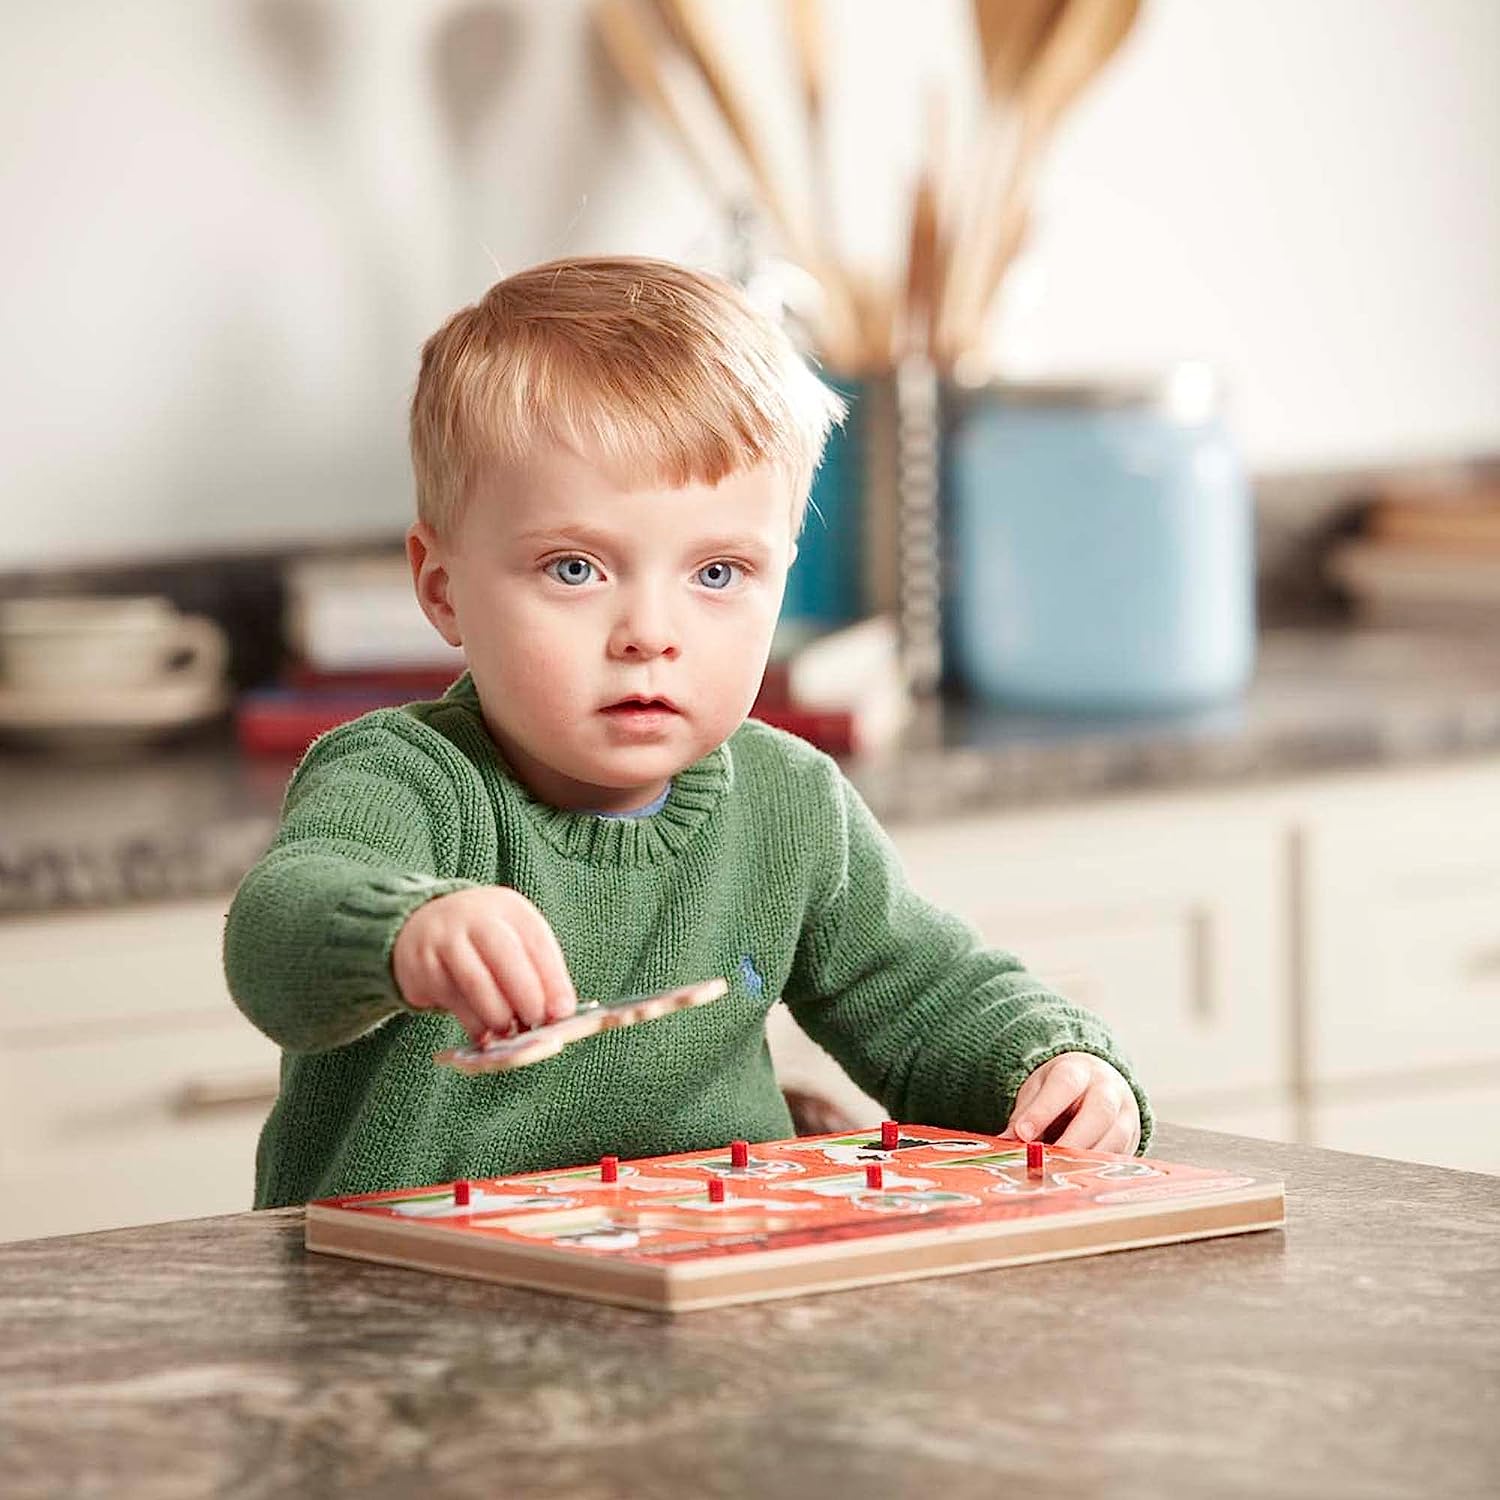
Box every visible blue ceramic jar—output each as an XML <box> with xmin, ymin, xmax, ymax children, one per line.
<box><xmin>942</xmin><ymin>368</ymin><xmax>1256</xmax><ymax>711</ymax></box>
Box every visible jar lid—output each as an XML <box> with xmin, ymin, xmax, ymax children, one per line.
<box><xmin>951</xmin><ymin>361</ymin><xmax>1223</xmax><ymax>423</ymax></box>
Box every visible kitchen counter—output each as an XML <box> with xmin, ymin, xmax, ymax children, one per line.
<box><xmin>860</xmin><ymin>622</ymin><xmax>1500</xmax><ymax>820</ymax></box>
<box><xmin>1</xmin><ymin>1123</ymin><xmax>1495</xmax><ymax>1499</ymax></box>
<box><xmin>4</xmin><ymin>626</ymin><xmax>1500</xmax><ymax>915</ymax></box>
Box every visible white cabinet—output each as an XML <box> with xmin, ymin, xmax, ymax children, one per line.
<box><xmin>888</xmin><ymin>810</ymin><xmax>1290</xmax><ymax>1104</ymax></box>
<box><xmin>1309</xmin><ymin>1078</ymin><xmax>1500</xmax><ymax>1175</ymax></box>
<box><xmin>1300</xmin><ymin>762</ymin><xmax>1500</xmax><ymax>1080</ymax></box>
<box><xmin>770</xmin><ymin>790</ymin><xmax>1296</xmax><ymax>1143</ymax></box>
<box><xmin>1293</xmin><ymin>761</ymin><xmax>1500</xmax><ymax>1175</ymax></box>
<box><xmin>0</xmin><ymin>900</ymin><xmax>279</xmax><ymax>1241</ymax></box>
<box><xmin>891</xmin><ymin>801</ymin><xmax>1288</xmax><ymax>1126</ymax></box>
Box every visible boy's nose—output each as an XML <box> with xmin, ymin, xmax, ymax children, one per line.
<box><xmin>607</xmin><ymin>602</ymin><xmax>681</xmax><ymax>661</ymax></box>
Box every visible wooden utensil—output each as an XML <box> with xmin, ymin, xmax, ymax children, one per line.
<box><xmin>972</xmin><ymin>0</ymin><xmax>1068</xmax><ymax>101</ymax></box>
<box><xmin>593</xmin><ymin>0</ymin><xmax>741</xmax><ymax>208</ymax></box>
<box><xmin>784</xmin><ymin>0</ymin><xmax>885</xmax><ymax>365</ymax></box>
<box><xmin>784</xmin><ymin>0</ymin><xmax>832</xmax><ymax>225</ymax></box>
<box><xmin>937</xmin><ymin>0</ymin><xmax>1141</xmax><ymax>365</ymax></box>
<box><xmin>901</xmin><ymin>169</ymin><xmax>940</xmax><ymax>357</ymax></box>
<box><xmin>900</xmin><ymin>90</ymin><xmax>948</xmax><ymax>357</ymax></box>
<box><xmin>932</xmin><ymin>0</ymin><xmax>1065</xmax><ymax>365</ymax></box>
<box><xmin>648</xmin><ymin>0</ymin><xmax>862</xmax><ymax>369</ymax></box>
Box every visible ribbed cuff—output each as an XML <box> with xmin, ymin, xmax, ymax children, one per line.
<box><xmin>905</xmin><ymin>993</ymin><xmax>1154</xmax><ymax>1155</ymax></box>
<box><xmin>1001</xmin><ymin>1038</ymin><xmax>1156</xmax><ymax>1156</ymax></box>
<box><xmin>325</xmin><ymin>871</ymin><xmax>479</xmax><ymax>1014</ymax></box>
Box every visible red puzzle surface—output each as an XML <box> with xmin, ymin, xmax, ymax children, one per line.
<box><xmin>309</xmin><ymin>1125</ymin><xmax>1270</xmax><ymax>1266</ymax></box>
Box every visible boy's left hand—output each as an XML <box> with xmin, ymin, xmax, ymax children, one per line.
<box><xmin>1001</xmin><ymin>1052</ymin><xmax>1141</xmax><ymax>1154</ymax></box>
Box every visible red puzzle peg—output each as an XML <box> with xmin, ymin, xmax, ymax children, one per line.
<box><xmin>730</xmin><ymin>1139</ymin><xmax>750</xmax><ymax>1169</ymax></box>
<box><xmin>880</xmin><ymin>1121</ymin><xmax>900</xmax><ymax>1151</ymax></box>
<box><xmin>600</xmin><ymin>1155</ymin><xmax>619</xmax><ymax>1183</ymax></box>
<box><xmin>865</xmin><ymin>1163</ymin><xmax>884</xmax><ymax>1190</ymax></box>
<box><xmin>1026</xmin><ymin>1141</ymin><xmax>1044</xmax><ymax>1176</ymax></box>
<box><xmin>452</xmin><ymin>1179</ymin><xmax>471</xmax><ymax>1206</ymax></box>
<box><xmin>708</xmin><ymin>1177</ymin><xmax>726</xmax><ymax>1204</ymax></box>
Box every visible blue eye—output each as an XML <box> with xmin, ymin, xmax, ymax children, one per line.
<box><xmin>696</xmin><ymin>561</ymin><xmax>740</xmax><ymax>591</ymax></box>
<box><xmin>546</xmin><ymin>556</ymin><xmax>598</xmax><ymax>587</ymax></box>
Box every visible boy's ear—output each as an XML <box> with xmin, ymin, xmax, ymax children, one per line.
<box><xmin>407</xmin><ymin>522</ymin><xmax>464</xmax><ymax>648</ymax></box>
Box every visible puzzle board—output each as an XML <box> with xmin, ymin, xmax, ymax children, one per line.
<box><xmin>304</xmin><ymin>1126</ymin><xmax>1285</xmax><ymax>1312</ymax></box>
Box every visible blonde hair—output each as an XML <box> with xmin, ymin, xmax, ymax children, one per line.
<box><xmin>409</xmin><ymin>256</ymin><xmax>845</xmax><ymax>537</ymax></box>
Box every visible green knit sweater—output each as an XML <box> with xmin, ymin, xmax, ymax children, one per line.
<box><xmin>225</xmin><ymin>676</ymin><xmax>1152</xmax><ymax>1207</ymax></box>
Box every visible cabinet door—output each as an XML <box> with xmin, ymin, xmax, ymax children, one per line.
<box><xmin>889</xmin><ymin>799</ymin><xmax>1289</xmax><ymax>1113</ymax></box>
<box><xmin>765</xmin><ymin>1001</ymin><xmax>883</xmax><ymax>1127</ymax></box>
<box><xmin>0</xmin><ymin>899</ymin><xmax>280</xmax><ymax>1241</ymax></box>
<box><xmin>1310</xmin><ymin>1077</ymin><xmax>1500</xmax><ymax>1175</ymax></box>
<box><xmin>0</xmin><ymin>899</ymin><xmax>238</xmax><ymax>1032</ymax></box>
<box><xmin>1161</xmin><ymin>1097</ymin><xmax>1296</xmax><ymax>1143</ymax></box>
<box><xmin>0</xmin><ymin>1018</ymin><xmax>281</xmax><ymax>1238</ymax></box>
<box><xmin>1301</xmin><ymin>764</ymin><xmax>1500</xmax><ymax>1081</ymax></box>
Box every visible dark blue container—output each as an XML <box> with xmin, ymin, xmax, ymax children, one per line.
<box><xmin>783</xmin><ymin>378</ymin><xmax>864</xmax><ymax>627</ymax></box>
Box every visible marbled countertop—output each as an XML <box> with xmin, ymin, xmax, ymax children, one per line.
<box><xmin>1</xmin><ymin>1124</ymin><xmax>1496</xmax><ymax>1499</ymax></box>
<box><xmin>857</xmin><ymin>623</ymin><xmax>1500</xmax><ymax>820</ymax></box>
<box><xmin>5</xmin><ymin>626</ymin><xmax>1500</xmax><ymax>915</ymax></box>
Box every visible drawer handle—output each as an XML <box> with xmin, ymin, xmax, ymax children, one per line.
<box><xmin>1466</xmin><ymin>946</ymin><xmax>1500</xmax><ymax>980</ymax></box>
<box><xmin>1189</xmin><ymin>907</ymin><xmax>1218</xmax><ymax>1023</ymax></box>
<box><xmin>172</xmin><ymin>1072</ymin><xmax>280</xmax><ymax>1115</ymax></box>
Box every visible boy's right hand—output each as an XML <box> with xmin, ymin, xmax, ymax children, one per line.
<box><xmin>392</xmin><ymin>887</ymin><xmax>578</xmax><ymax>1044</ymax></box>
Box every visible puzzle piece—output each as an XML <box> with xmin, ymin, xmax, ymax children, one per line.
<box><xmin>434</xmin><ymin>978</ymin><xmax>728</xmax><ymax>1074</ymax></box>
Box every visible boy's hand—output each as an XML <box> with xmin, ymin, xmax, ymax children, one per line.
<box><xmin>392</xmin><ymin>887</ymin><xmax>577</xmax><ymax>1044</ymax></box>
<box><xmin>1001</xmin><ymin>1052</ymin><xmax>1141</xmax><ymax>1154</ymax></box>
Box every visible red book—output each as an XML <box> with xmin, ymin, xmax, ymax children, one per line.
<box><xmin>750</xmin><ymin>703</ymin><xmax>860</xmax><ymax>756</ymax></box>
<box><xmin>283</xmin><ymin>662</ymin><xmax>461</xmax><ymax>696</ymax></box>
<box><xmin>751</xmin><ymin>683</ymin><xmax>910</xmax><ymax>758</ymax></box>
<box><xmin>235</xmin><ymin>688</ymin><xmax>413</xmax><ymax>757</ymax></box>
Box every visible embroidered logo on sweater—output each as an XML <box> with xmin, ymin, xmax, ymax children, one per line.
<box><xmin>738</xmin><ymin>954</ymin><xmax>765</xmax><ymax>998</ymax></box>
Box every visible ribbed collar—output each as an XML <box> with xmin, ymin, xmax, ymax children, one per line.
<box><xmin>438</xmin><ymin>674</ymin><xmax>733</xmax><ymax>868</ymax></box>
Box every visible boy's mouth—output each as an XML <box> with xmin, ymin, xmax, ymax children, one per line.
<box><xmin>600</xmin><ymin>695</ymin><xmax>682</xmax><ymax>716</ymax></box>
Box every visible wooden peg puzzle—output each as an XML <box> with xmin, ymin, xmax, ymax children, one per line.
<box><xmin>305</xmin><ymin>1124</ymin><xmax>1286</xmax><ymax>1313</ymax></box>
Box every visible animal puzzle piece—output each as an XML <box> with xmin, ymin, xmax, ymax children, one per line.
<box><xmin>789</xmin><ymin>1130</ymin><xmax>990</xmax><ymax>1167</ymax></box>
<box><xmin>434</xmin><ymin>977</ymin><xmax>729</xmax><ymax>1074</ymax></box>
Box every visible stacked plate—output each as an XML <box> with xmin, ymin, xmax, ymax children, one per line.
<box><xmin>0</xmin><ymin>596</ymin><xmax>229</xmax><ymax>751</ymax></box>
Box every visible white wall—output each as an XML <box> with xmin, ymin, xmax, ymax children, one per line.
<box><xmin>1</xmin><ymin>0</ymin><xmax>1497</xmax><ymax>567</ymax></box>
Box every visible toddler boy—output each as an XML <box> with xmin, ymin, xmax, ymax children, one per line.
<box><xmin>225</xmin><ymin>256</ymin><xmax>1149</xmax><ymax>1208</ymax></box>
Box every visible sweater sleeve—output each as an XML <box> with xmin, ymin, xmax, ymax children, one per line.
<box><xmin>784</xmin><ymin>768</ymin><xmax>1154</xmax><ymax>1150</ymax></box>
<box><xmin>223</xmin><ymin>711</ymin><xmax>481</xmax><ymax>1054</ymax></box>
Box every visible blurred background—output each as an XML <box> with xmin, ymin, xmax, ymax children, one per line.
<box><xmin>1</xmin><ymin>0</ymin><xmax>1497</xmax><ymax>1240</ymax></box>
